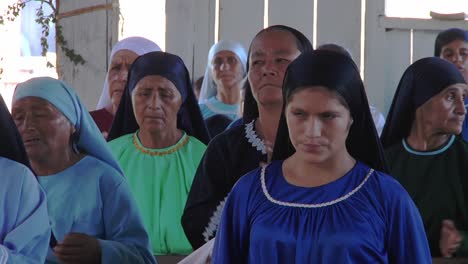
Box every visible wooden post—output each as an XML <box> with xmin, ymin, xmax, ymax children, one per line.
<box><xmin>56</xmin><ymin>0</ymin><xmax>118</xmax><ymax>110</ymax></box>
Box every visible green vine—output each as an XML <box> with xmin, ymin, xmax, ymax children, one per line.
<box><xmin>0</xmin><ymin>0</ymin><xmax>85</xmax><ymax>67</ymax></box>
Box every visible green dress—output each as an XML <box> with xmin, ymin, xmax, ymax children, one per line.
<box><xmin>385</xmin><ymin>135</ymin><xmax>468</xmax><ymax>257</ymax></box>
<box><xmin>109</xmin><ymin>132</ymin><xmax>207</xmax><ymax>255</ymax></box>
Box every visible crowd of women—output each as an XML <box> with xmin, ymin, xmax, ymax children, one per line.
<box><xmin>0</xmin><ymin>25</ymin><xmax>467</xmax><ymax>263</ymax></box>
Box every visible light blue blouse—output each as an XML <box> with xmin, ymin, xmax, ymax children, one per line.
<box><xmin>199</xmin><ymin>96</ymin><xmax>239</xmax><ymax>120</ymax></box>
<box><xmin>0</xmin><ymin>157</ymin><xmax>50</xmax><ymax>263</ymax></box>
<box><xmin>38</xmin><ymin>155</ymin><xmax>156</xmax><ymax>263</ymax></box>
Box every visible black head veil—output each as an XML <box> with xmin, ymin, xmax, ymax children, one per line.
<box><xmin>381</xmin><ymin>57</ymin><xmax>466</xmax><ymax>148</ymax></box>
<box><xmin>108</xmin><ymin>51</ymin><xmax>210</xmax><ymax>144</ymax></box>
<box><xmin>0</xmin><ymin>94</ymin><xmax>31</xmax><ymax>168</ymax></box>
<box><xmin>272</xmin><ymin>50</ymin><xmax>387</xmax><ymax>172</ymax></box>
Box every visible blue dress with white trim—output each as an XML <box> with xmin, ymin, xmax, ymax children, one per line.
<box><xmin>212</xmin><ymin>160</ymin><xmax>431</xmax><ymax>263</ymax></box>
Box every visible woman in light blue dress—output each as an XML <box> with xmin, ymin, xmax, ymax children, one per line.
<box><xmin>198</xmin><ymin>40</ymin><xmax>247</xmax><ymax>121</ymax></box>
<box><xmin>11</xmin><ymin>77</ymin><xmax>155</xmax><ymax>264</ymax></box>
<box><xmin>0</xmin><ymin>93</ymin><xmax>50</xmax><ymax>263</ymax></box>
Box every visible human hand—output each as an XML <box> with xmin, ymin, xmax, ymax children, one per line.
<box><xmin>440</xmin><ymin>219</ymin><xmax>463</xmax><ymax>258</ymax></box>
<box><xmin>53</xmin><ymin>233</ymin><xmax>101</xmax><ymax>264</ymax></box>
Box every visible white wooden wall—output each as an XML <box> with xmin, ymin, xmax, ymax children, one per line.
<box><xmin>57</xmin><ymin>0</ymin><xmax>118</xmax><ymax>110</ymax></box>
<box><xmin>57</xmin><ymin>0</ymin><xmax>468</xmax><ymax>114</ymax></box>
<box><xmin>364</xmin><ymin>0</ymin><xmax>468</xmax><ymax>114</ymax></box>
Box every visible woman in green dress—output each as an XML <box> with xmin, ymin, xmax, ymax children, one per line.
<box><xmin>107</xmin><ymin>51</ymin><xmax>210</xmax><ymax>256</ymax></box>
<box><xmin>381</xmin><ymin>57</ymin><xmax>468</xmax><ymax>258</ymax></box>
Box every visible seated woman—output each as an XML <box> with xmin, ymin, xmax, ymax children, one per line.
<box><xmin>107</xmin><ymin>51</ymin><xmax>210</xmax><ymax>255</ymax></box>
<box><xmin>91</xmin><ymin>36</ymin><xmax>161</xmax><ymax>138</ymax></box>
<box><xmin>12</xmin><ymin>77</ymin><xmax>155</xmax><ymax>264</ymax></box>
<box><xmin>434</xmin><ymin>28</ymin><xmax>468</xmax><ymax>140</ymax></box>
<box><xmin>182</xmin><ymin>25</ymin><xmax>313</xmax><ymax>250</ymax></box>
<box><xmin>381</xmin><ymin>57</ymin><xmax>468</xmax><ymax>258</ymax></box>
<box><xmin>212</xmin><ymin>51</ymin><xmax>431</xmax><ymax>263</ymax></box>
<box><xmin>0</xmin><ymin>94</ymin><xmax>50</xmax><ymax>263</ymax></box>
<box><xmin>198</xmin><ymin>40</ymin><xmax>247</xmax><ymax>120</ymax></box>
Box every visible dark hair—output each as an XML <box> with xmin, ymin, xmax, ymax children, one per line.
<box><xmin>317</xmin><ymin>43</ymin><xmax>352</xmax><ymax>59</ymax></box>
<box><xmin>242</xmin><ymin>25</ymin><xmax>313</xmax><ymax>123</ymax></box>
<box><xmin>272</xmin><ymin>50</ymin><xmax>387</xmax><ymax>172</ymax></box>
<box><xmin>286</xmin><ymin>85</ymin><xmax>350</xmax><ymax>112</ymax></box>
<box><xmin>381</xmin><ymin>57</ymin><xmax>466</xmax><ymax>148</ymax></box>
<box><xmin>434</xmin><ymin>28</ymin><xmax>468</xmax><ymax>57</ymax></box>
<box><xmin>193</xmin><ymin>76</ymin><xmax>204</xmax><ymax>92</ymax></box>
<box><xmin>108</xmin><ymin>52</ymin><xmax>210</xmax><ymax>144</ymax></box>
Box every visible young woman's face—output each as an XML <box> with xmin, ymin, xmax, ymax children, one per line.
<box><xmin>415</xmin><ymin>83</ymin><xmax>468</xmax><ymax>135</ymax></box>
<box><xmin>248</xmin><ymin>30</ymin><xmax>301</xmax><ymax>107</ymax></box>
<box><xmin>286</xmin><ymin>86</ymin><xmax>353</xmax><ymax>164</ymax></box>
<box><xmin>131</xmin><ymin>75</ymin><xmax>182</xmax><ymax>134</ymax></box>
<box><xmin>440</xmin><ymin>39</ymin><xmax>468</xmax><ymax>82</ymax></box>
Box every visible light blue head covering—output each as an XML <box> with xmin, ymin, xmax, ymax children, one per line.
<box><xmin>13</xmin><ymin>77</ymin><xmax>123</xmax><ymax>175</ymax></box>
<box><xmin>198</xmin><ymin>40</ymin><xmax>247</xmax><ymax>103</ymax></box>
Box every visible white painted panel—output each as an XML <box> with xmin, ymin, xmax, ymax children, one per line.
<box><xmin>166</xmin><ymin>0</ymin><xmax>195</xmax><ymax>77</ymax></box>
<box><xmin>218</xmin><ymin>0</ymin><xmax>264</xmax><ymax>51</ymax></box>
<box><xmin>57</xmin><ymin>0</ymin><xmax>117</xmax><ymax>110</ymax></box>
<box><xmin>268</xmin><ymin>0</ymin><xmax>314</xmax><ymax>42</ymax></box>
<box><xmin>316</xmin><ymin>0</ymin><xmax>362</xmax><ymax>67</ymax></box>
<box><xmin>412</xmin><ymin>30</ymin><xmax>438</xmax><ymax>62</ymax></box>
<box><xmin>192</xmin><ymin>0</ymin><xmax>216</xmax><ymax>80</ymax></box>
<box><xmin>364</xmin><ymin>0</ymin><xmax>386</xmax><ymax>114</ymax></box>
<box><xmin>383</xmin><ymin>29</ymin><xmax>411</xmax><ymax>114</ymax></box>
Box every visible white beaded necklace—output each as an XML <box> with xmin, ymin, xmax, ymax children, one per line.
<box><xmin>260</xmin><ymin>164</ymin><xmax>374</xmax><ymax>208</ymax></box>
<box><xmin>244</xmin><ymin>120</ymin><xmax>267</xmax><ymax>155</ymax></box>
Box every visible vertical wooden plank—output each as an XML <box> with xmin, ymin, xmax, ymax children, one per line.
<box><xmin>57</xmin><ymin>0</ymin><xmax>117</xmax><ymax>110</ymax></box>
<box><xmin>412</xmin><ymin>30</ymin><xmax>438</xmax><ymax>62</ymax></box>
<box><xmin>268</xmin><ymin>0</ymin><xmax>314</xmax><ymax>42</ymax></box>
<box><xmin>383</xmin><ymin>29</ymin><xmax>411</xmax><ymax>113</ymax></box>
<box><xmin>364</xmin><ymin>0</ymin><xmax>386</xmax><ymax>114</ymax></box>
<box><xmin>316</xmin><ymin>0</ymin><xmax>362</xmax><ymax>67</ymax></box>
<box><xmin>166</xmin><ymin>0</ymin><xmax>195</xmax><ymax>78</ymax></box>
<box><xmin>106</xmin><ymin>0</ymin><xmax>119</xmax><ymax>72</ymax></box>
<box><xmin>118</xmin><ymin>0</ymin><xmax>165</xmax><ymax>50</ymax></box>
<box><xmin>218</xmin><ymin>0</ymin><xmax>264</xmax><ymax>51</ymax></box>
<box><xmin>192</xmin><ymin>0</ymin><xmax>216</xmax><ymax>80</ymax></box>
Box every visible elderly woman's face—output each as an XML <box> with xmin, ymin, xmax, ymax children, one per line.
<box><xmin>440</xmin><ymin>40</ymin><xmax>468</xmax><ymax>82</ymax></box>
<box><xmin>248</xmin><ymin>30</ymin><xmax>301</xmax><ymax>107</ymax></box>
<box><xmin>416</xmin><ymin>83</ymin><xmax>468</xmax><ymax>135</ymax></box>
<box><xmin>108</xmin><ymin>49</ymin><xmax>139</xmax><ymax>111</ymax></box>
<box><xmin>285</xmin><ymin>86</ymin><xmax>352</xmax><ymax>164</ymax></box>
<box><xmin>12</xmin><ymin>97</ymin><xmax>75</xmax><ymax>162</ymax></box>
<box><xmin>211</xmin><ymin>50</ymin><xmax>244</xmax><ymax>91</ymax></box>
<box><xmin>132</xmin><ymin>75</ymin><xmax>182</xmax><ymax>133</ymax></box>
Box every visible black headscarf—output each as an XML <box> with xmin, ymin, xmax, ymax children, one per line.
<box><xmin>242</xmin><ymin>25</ymin><xmax>313</xmax><ymax>123</ymax></box>
<box><xmin>381</xmin><ymin>57</ymin><xmax>466</xmax><ymax>148</ymax></box>
<box><xmin>108</xmin><ymin>51</ymin><xmax>210</xmax><ymax>144</ymax></box>
<box><xmin>434</xmin><ymin>28</ymin><xmax>468</xmax><ymax>57</ymax></box>
<box><xmin>272</xmin><ymin>50</ymin><xmax>387</xmax><ymax>172</ymax></box>
<box><xmin>0</xmin><ymin>94</ymin><xmax>31</xmax><ymax>168</ymax></box>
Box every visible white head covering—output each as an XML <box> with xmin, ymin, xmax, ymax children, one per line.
<box><xmin>198</xmin><ymin>40</ymin><xmax>247</xmax><ymax>103</ymax></box>
<box><xmin>96</xmin><ymin>36</ymin><xmax>161</xmax><ymax>110</ymax></box>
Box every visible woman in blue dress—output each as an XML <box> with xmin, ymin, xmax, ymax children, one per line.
<box><xmin>212</xmin><ymin>50</ymin><xmax>431</xmax><ymax>263</ymax></box>
<box><xmin>11</xmin><ymin>77</ymin><xmax>155</xmax><ymax>264</ymax></box>
<box><xmin>0</xmin><ymin>94</ymin><xmax>50</xmax><ymax>263</ymax></box>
